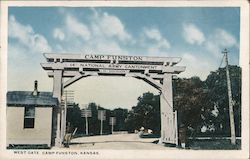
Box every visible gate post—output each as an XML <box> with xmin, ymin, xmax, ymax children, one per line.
<box><xmin>160</xmin><ymin>73</ymin><xmax>175</xmax><ymax>144</ymax></box>
<box><xmin>174</xmin><ymin>110</ymin><xmax>178</xmax><ymax>146</ymax></box>
<box><xmin>53</xmin><ymin>70</ymin><xmax>63</xmax><ymax>147</ymax></box>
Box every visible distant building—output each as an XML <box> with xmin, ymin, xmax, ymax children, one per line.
<box><xmin>6</xmin><ymin>81</ymin><xmax>58</xmax><ymax>148</ymax></box>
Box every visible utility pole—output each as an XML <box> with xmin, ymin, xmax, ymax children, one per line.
<box><xmin>222</xmin><ymin>49</ymin><xmax>236</xmax><ymax>145</ymax></box>
<box><xmin>64</xmin><ymin>91</ymin><xmax>68</xmax><ymax>137</ymax></box>
<box><xmin>98</xmin><ymin>110</ymin><xmax>106</xmax><ymax>135</ymax></box>
<box><xmin>85</xmin><ymin>113</ymin><xmax>89</xmax><ymax>135</ymax></box>
<box><xmin>111</xmin><ymin>118</ymin><xmax>114</xmax><ymax>134</ymax></box>
<box><xmin>81</xmin><ymin>105</ymin><xmax>92</xmax><ymax>136</ymax></box>
<box><xmin>100</xmin><ymin>111</ymin><xmax>103</xmax><ymax>135</ymax></box>
<box><xmin>109</xmin><ymin>117</ymin><xmax>116</xmax><ymax>134</ymax></box>
<box><xmin>60</xmin><ymin>90</ymin><xmax>74</xmax><ymax>145</ymax></box>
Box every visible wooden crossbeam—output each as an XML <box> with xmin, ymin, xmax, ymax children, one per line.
<box><xmin>43</xmin><ymin>53</ymin><xmax>182</xmax><ymax>65</ymax></box>
<box><xmin>126</xmin><ymin>73</ymin><xmax>163</xmax><ymax>90</ymax></box>
<box><xmin>48</xmin><ymin>71</ymin><xmax>165</xmax><ymax>80</ymax></box>
<box><xmin>63</xmin><ymin>72</ymin><xmax>98</xmax><ymax>88</ymax></box>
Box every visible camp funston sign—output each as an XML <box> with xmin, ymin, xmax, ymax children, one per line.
<box><xmin>41</xmin><ymin>53</ymin><xmax>186</xmax><ymax>147</ymax></box>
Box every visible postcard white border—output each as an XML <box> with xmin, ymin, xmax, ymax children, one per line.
<box><xmin>0</xmin><ymin>1</ymin><xmax>249</xmax><ymax>159</ymax></box>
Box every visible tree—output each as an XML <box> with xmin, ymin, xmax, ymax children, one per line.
<box><xmin>204</xmin><ymin>65</ymin><xmax>241</xmax><ymax>136</ymax></box>
<box><xmin>173</xmin><ymin>76</ymin><xmax>207</xmax><ymax>136</ymax></box>
<box><xmin>125</xmin><ymin>92</ymin><xmax>161</xmax><ymax>135</ymax></box>
<box><xmin>86</xmin><ymin>103</ymin><xmax>104</xmax><ymax>135</ymax></box>
<box><xmin>85</xmin><ymin>102</ymin><xmax>113</xmax><ymax>135</ymax></box>
<box><xmin>66</xmin><ymin>103</ymin><xmax>84</xmax><ymax>133</ymax></box>
<box><xmin>113</xmin><ymin>108</ymin><xmax>128</xmax><ymax>131</ymax></box>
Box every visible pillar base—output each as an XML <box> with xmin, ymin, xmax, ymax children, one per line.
<box><xmin>55</xmin><ymin>138</ymin><xmax>62</xmax><ymax>147</ymax></box>
<box><xmin>157</xmin><ymin>138</ymin><xmax>164</xmax><ymax>145</ymax></box>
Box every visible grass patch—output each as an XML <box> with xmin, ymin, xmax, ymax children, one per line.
<box><xmin>187</xmin><ymin>139</ymin><xmax>241</xmax><ymax>150</ymax></box>
<box><xmin>7</xmin><ymin>144</ymin><xmax>50</xmax><ymax>149</ymax></box>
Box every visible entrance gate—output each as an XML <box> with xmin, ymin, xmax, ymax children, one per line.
<box><xmin>41</xmin><ymin>53</ymin><xmax>185</xmax><ymax>147</ymax></box>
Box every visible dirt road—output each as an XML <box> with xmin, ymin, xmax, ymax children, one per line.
<box><xmin>68</xmin><ymin>133</ymin><xmax>176</xmax><ymax>150</ymax></box>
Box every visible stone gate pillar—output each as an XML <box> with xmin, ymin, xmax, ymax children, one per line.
<box><xmin>160</xmin><ymin>73</ymin><xmax>176</xmax><ymax>144</ymax></box>
<box><xmin>52</xmin><ymin>70</ymin><xmax>63</xmax><ymax>147</ymax></box>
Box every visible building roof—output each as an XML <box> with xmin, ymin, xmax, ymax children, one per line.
<box><xmin>7</xmin><ymin>91</ymin><xmax>58</xmax><ymax>106</ymax></box>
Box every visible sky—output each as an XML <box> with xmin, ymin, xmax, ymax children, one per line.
<box><xmin>7</xmin><ymin>7</ymin><xmax>240</xmax><ymax>109</ymax></box>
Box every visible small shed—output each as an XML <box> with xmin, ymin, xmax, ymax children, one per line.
<box><xmin>6</xmin><ymin>81</ymin><xmax>58</xmax><ymax>148</ymax></box>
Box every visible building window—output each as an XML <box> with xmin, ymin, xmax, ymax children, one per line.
<box><xmin>24</xmin><ymin>106</ymin><xmax>35</xmax><ymax>128</ymax></box>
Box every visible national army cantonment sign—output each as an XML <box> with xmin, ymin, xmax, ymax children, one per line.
<box><xmin>43</xmin><ymin>62</ymin><xmax>183</xmax><ymax>72</ymax></box>
<box><xmin>41</xmin><ymin>53</ymin><xmax>186</xmax><ymax>147</ymax></box>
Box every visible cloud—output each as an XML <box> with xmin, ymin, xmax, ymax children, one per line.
<box><xmin>205</xmin><ymin>28</ymin><xmax>238</xmax><ymax>57</ymax></box>
<box><xmin>53</xmin><ymin>28</ymin><xmax>65</xmax><ymax>41</ymax></box>
<box><xmin>214</xmin><ymin>29</ymin><xmax>237</xmax><ymax>47</ymax></box>
<box><xmin>52</xmin><ymin>9</ymin><xmax>133</xmax><ymax>54</ymax></box>
<box><xmin>182</xmin><ymin>23</ymin><xmax>238</xmax><ymax>58</ymax></box>
<box><xmin>143</xmin><ymin>27</ymin><xmax>170</xmax><ymax>49</ymax></box>
<box><xmin>65</xmin><ymin>14</ymin><xmax>91</xmax><ymax>41</ymax></box>
<box><xmin>180</xmin><ymin>53</ymin><xmax>213</xmax><ymax>80</ymax></box>
<box><xmin>94</xmin><ymin>40</ymin><xmax>127</xmax><ymax>54</ymax></box>
<box><xmin>8</xmin><ymin>15</ymin><xmax>51</xmax><ymax>53</ymax></box>
<box><xmin>144</xmin><ymin>28</ymin><xmax>162</xmax><ymax>41</ymax></box>
<box><xmin>182</xmin><ymin>23</ymin><xmax>205</xmax><ymax>45</ymax></box>
<box><xmin>56</xmin><ymin>9</ymin><xmax>132</xmax><ymax>43</ymax></box>
<box><xmin>53</xmin><ymin>10</ymin><xmax>175</xmax><ymax>56</ymax></box>
<box><xmin>8</xmin><ymin>15</ymin><xmax>53</xmax><ymax>91</ymax></box>
<box><xmin>93</xmin><ymin>12</ymin><xmax>132</xmax><ymax>42</ymax></box>
<box><xmin>141</xmin><ymin>27</ymin><xmax>170</xmax><ymax>56</ymax></box>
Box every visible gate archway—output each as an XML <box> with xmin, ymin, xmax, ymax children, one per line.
<box><xmin>41</xmin><ymin>53</ymin><xmax>185</xmax><ymax>147</ymax></box>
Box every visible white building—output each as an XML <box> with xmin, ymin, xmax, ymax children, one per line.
<box><xmin>6</xmin><ymin>81</ymin><xmax>58</xmax><ymax>148</ymax></box>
